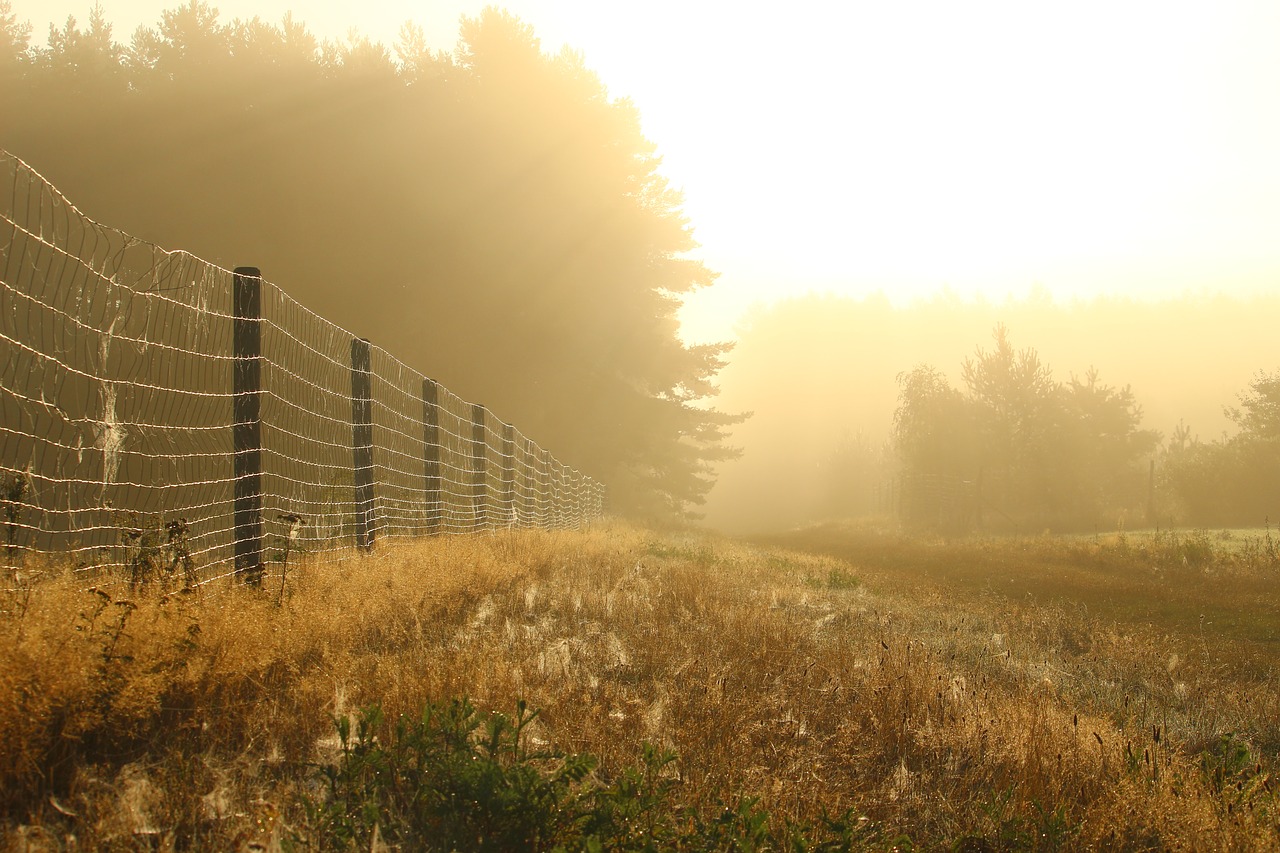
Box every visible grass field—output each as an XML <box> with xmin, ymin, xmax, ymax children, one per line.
<box><xmin>1</xmin><ymin>521</ymin><xmax>1278</xmax><ymax>850</ymax></box>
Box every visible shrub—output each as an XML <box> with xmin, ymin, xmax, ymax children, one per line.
<box><xmin>294</xmin><ymin>698</ymin><xmax>871</xmax><ymax>852</ymax></box>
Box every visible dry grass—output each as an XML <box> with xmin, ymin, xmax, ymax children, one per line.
<box><xmin>1</xmin><ymin>521</ymin><xmax>1278</xmax><ymax>850</ymax></box>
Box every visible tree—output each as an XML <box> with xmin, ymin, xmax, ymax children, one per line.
<box><xmin>892</xmin><ymin>365</ymin><xmax>976</xmax><ymax>478</ymax></box>
<box><xmin>31</xmin><ymin>4</ymin><xmax>123</xmax><ymax>97</ymax></box>
<box><xmin>892</xmin><ymin>328</ymin><xmax>1159</xmax><ymax>529</ymax></box>
<box><xmin>0</xmin><ymin>3</ymin><xmax>742</xmax><ymax>520</ymax></box>
<box><xmin>153</xmin><ymin>1</ymin><xmax>228</xmax><ymax>72</ymax></box>
<box><xmin>961</xmin><ymin>323</ymin><xmax>1058</xmax><ymax>473</ymax></box>
<box><xmin>394</xmin><ymin>21</ymin><xmax>449</xmax><ymax>85</ymax></box>
<box><xmin>1058</xmin><ymin>368</ymin><xmax>1159</xmax><ymax>520</ymax></box>
<box><xmin>1226</xmin><ymin>369</ymin><xmax>1280</xmax><ymax>440</ymax></box>
<box><xmin>423</xmin><ymin>6</ymin><xmax>742</xmax><ymax>518</ymax></box>
<box><xmin>0</xmin><ymin>0</ymin><xmax>31</xmax><ymax>111</ymax></box>
<box><xmin>1163</xmin><ymin>370</ymin><xmax>1280</xmax><ymax>525</ymax></box>
<box><xmin>0</xmin><ymin>0</ymin><xmax>29</xmax><ymax>65</ymax></box>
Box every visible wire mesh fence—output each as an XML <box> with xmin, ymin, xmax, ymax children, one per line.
<box><xmin>0</xmin><ymin>150</ymin><xmax>606</xmax><ymax>596</ymax></box>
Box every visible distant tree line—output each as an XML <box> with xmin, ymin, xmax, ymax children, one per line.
<box><xmin>892</xmin><ymin>325</ymin><xmax>1159</xmax><ymax>530</ymax></box>
<box><xmin>0</xmin><ymin>1</ymin><xmax>744</xmax><ymax>520</ymax></box>
<box><xmin>891</xmin><ymin>325</ymin><xmax>1280</xmax><ymax>531</ymax></box>
<box><xmin>1160</xmin><ymin>371</ymin><xmax>1280</xmax><ymax>527</ymax></box>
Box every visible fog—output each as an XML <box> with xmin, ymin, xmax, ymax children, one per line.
<box><xmin>0</xmin><ymin>5</ymin><xmax>741</xmax><ymax>520</ymax></box>
<box><xmin>5</xmin><ymin>4</ymin><xmax>1280</xmax><ymax>529</ymax></box>
<box><xmin>704</xmin><ymin>292</ymin><xmax>1280</xmax><ymax>534</ymax></box>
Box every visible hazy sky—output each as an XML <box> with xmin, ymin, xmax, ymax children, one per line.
<box><xmin>13</xmin><ymin>0</ymin><xmax>1280</xmax><ymax>342</ymax></box>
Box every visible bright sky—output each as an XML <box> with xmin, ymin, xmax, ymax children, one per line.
<box><xmin>13</xmin><ymin>0</ymin><xmax>1280</xmax><ymax>342</ymax></box>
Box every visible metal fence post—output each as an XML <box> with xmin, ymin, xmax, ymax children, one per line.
<box><xmin>537</xmin><ymin>445</ymin><xmax>552</xmax><ymax>525</ymax></box>
<box><xmin>549</xmin><ymin>459</ymin><xmax>562</xmax><ymax>529</ymax></box>
<box><xmin>500</xmin><ymin>423</ymin><xmax>515</xmax><ymax>527</ymax></box>
<box><xmin>571</xmin><ymin>470</ymin><xmax>584</xmax><ymax>528</ymax></box>
<box><xmin>471</xmin><ymin>404</ymin><xmax>487</xmax><ymax>530</ymax></box>
<box><xmin>422</xmin><ymin>378</ymin><xmax>441</xmax><ymax>535</ymax></box>
<box><xmin>233</xmin><ymin>267</ymin><xmax>264</xmax><ymax>584</ymax></box>
<box><xmin>351</xmin><ymin>337</ymin><xmax>375</xmax><ymax>551</ymax></box>
<box><xmin>520</xmin><ymin>437</ymin><xmax>535</xmax><ymax>527</ymax></box>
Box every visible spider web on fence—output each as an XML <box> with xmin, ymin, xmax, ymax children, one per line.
<box><xmin>0</xmin><ymin>153</ymin><xmax>238</xmax><ymax>587</ymax></box>
<box><xmin>0</xmin><ymin>150</ymin><xmax>606</xmax><ymax>597</ymax></box>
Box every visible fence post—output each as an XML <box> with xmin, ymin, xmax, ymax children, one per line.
<box><xmin>536</xmin><ymin>447</ymin><xmax>549</xmax><ymax>528</ymax></box>
<box><xmin>233</xmin><ymin>267</ymin><xmax>264</xmax><ymax>585</ymax></box>
<box><xmin>576</xmin><ymin>471</ymin><xmax>586</xmax><ymax>525</ymax></box>
<box><xmin>562</xmin><ymin>465</ymin><xmax>572</xmax><ymax>528</ymax></box>
<box><xmin>516</xmin><ymin>437</ymin><xmax>528</xmax><ymax>526</ymax></box>
<box><xmin>569</xmin><ymin>469</ymin><xmax>581</xmax><ymax>528</ymax></box>
<box><xmin>561</xmin><ymin>467</ymin><xmax>569</xmax><ymax>527</ymax></box>
<box><xmin>549</xmin><ymin>459</ymin><xmax>562</xmax><ymax>529</ymax></box>
<box><xmin>351</xmin><ymin>337</ymin><xmax>375</xmax><ymax>551</ymax></box>
<box><xmin>521</xmin><ymin>438</ymin><xmax>535</xmax><ymax>526</ymax></box>
<box><xmin>546</xmin><ymin>451</ymin><xmax>557</xmax><ymax>528</ymax></box>
<box><xmin>422</xmin><ymin>378</ymin><xmax>441</xmax><ymax>535</ymax></box>
<box><xmin>540</xmin><ymin>451</ymin><xmax>552</xmax><ymax>528</ymax></box>
<box><xmin>500</xmin><ymin>422</ymin><xmax>515</xmax><ymax>527</ymax></box>
<box><xmin>471</xmin><ymin>404</ymin><xmax>487</xmax><ymax>530</ymax></box>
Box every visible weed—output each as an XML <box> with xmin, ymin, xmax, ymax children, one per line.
<box><xmin>1</xmin><ymin>468</ymin><xmax>29</xmax><ymax>561</ymax></box>
<box><xmin>110</xmin><ymin>512</ymin><xmax>202</xmax><ymax>592</ymax></box>
<box><xmin>297</xmin><ymin>697</ymin><xmax>876</xmax><ymax>852</ymax></box>
<box><xmin>275</xmin><ymin>513</ymin><xmax>306</xmax><ymax>606</ymax></box>
<box><xmin>165</xmin><ymin>517</ymin><xmax>195</xmax><ymax>589</ymax></box>
<box><xmin>300</xmin><ymin>699</ymin><xmax>595</xmax><ymax>850</ymax></box>
<box><xmin>824</xmin><ymin>567</ymin><xmax>861</xmax><ymax>590</ymax></box>
<box><xmin>1201</xmin><ymin>732</ymin><xmax>1255</xmax><ymax>788</ymax></box>
<box><xmin>77</xmin><ymin>587</ymin><xmax>137</xmax><ymax>711</ymax></box>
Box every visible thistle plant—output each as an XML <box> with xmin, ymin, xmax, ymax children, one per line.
<box><xmin>276</xmin><ymin>512</ymin><xmax>305</xmax><ymax>606</ymax></box>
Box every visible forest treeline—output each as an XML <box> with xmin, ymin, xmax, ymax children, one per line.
<box><xmin>0</xmin><ymin>1</ymin><xmax>743</xmax><ymax>519</ymax></box>
<box><xmin>893</xmin><ymin>325</ymin><xmax>1159</xmax><ymax>529</ymax></box>
<box><xmin>707</xmin><ymin>293</ymin><xmax>1280</xmax><ymax>533</ymax></box>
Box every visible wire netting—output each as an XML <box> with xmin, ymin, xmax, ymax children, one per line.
<box><xmin>0</xmin><ymin>150</ymin><xmax>606</xmax><ymax>596</ymax></box>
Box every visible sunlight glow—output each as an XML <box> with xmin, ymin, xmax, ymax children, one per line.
<box><xmin>12</xmin><ymin>0</ymin><xmax>1280</xmax><ymax>342</ymax></box>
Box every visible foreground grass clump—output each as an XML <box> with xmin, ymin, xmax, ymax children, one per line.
<box><xmin>1</xmin><ymin>521</ymin><xmax>1278</xmax><ymax>850</ymax></box>
<box><xmin>302</xmin><ymin>697</ymin><xmax>868</xmax><ymax>851</ymax></box>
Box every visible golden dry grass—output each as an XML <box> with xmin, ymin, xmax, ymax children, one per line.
<box><xmin>1</xmin><ymin>521</ymin><xmax>1277</xmax><ymax>850</ymax></box>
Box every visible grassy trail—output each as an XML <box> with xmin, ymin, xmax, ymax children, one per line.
<box><xmin>759</xmin><ymin>523</ymin><xmax>1280</xmax><ymax>652</ymax></box>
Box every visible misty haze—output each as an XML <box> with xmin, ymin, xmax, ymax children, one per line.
<box><xmin>1</xmin><ymin>1</ymin><xmax>1278</xmax><ymax>849</ymax></box>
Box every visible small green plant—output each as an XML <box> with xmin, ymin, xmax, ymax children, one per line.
<box><xmin>825</xmin><ymin>567</ymin><xmax>860</xmax><ymax>590</ymax></box>
<box><xmin>805</xmin><ymin>567</ymin><xmax>861</xmax><ymax>591</ymax></box>
<box><xmin>296</xmin><ymin>697</ymin><xmax>873</xmax><ymax>852</ymax></box>
<box><xmin>301</xmin><ymin>698</ymin><xmax>596</xmax><ymax>850</ymax></box>
<box><xmin>1201</xmin><ymin>733</ymin><xmax>1254</xmax><ymax>789</ymax></box>
<box><xmin>967</xmin><ymin>789</ymin><xmax>1078</xmax><ymax>852</ymax></box>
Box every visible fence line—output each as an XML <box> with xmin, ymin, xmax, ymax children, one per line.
<box><xmin>0</xmin><ymin>149</ymin><xmax>606</xmax><ymax>594</ymax></box>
